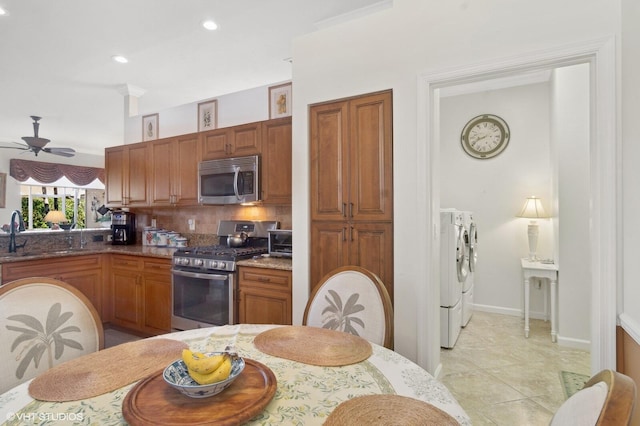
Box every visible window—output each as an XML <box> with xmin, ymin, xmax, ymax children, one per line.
<box><xmin>20</xmin><ymin>185</ymin><xmax>87</xmax><ymax>229</ymax></box>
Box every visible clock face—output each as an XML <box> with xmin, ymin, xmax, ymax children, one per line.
<box><xmin>460</xmin><ymin>114</ymin><xmax>510</xmax><ymax>159</ymax></box>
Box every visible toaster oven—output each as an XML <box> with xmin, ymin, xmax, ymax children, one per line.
<box><xmin>268</xmin><ymin>230</ymin><xmax>292</xmax><ymax>258</ymax></box>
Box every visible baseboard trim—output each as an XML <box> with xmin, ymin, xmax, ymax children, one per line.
<box><xmin>474</xmin><ymin>303</ymin><xmax>548</xmax><ymax>320</ymax></box>
<box><xmin>557</xmin><ymin>336</ymin><xmax>590</xmax><ymax>351</ymax></box>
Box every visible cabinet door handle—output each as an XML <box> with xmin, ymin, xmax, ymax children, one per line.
<box><xmin>342</xmin><ymin>203</ymin><xmax>346</xmax><ymax>218</ymax></box>
<box><xmin>349</xmin><ymin>203</ymin><xmax>354</xmax><ymax>218</ymax></box>
<box><xmin>342</xmin><ymin>227</ymin><xmax>347</xmax><ymax>242</ymax></box>
<box><xmin>350</xmin><ymin>226</ymin><xmax>354</xmax><ymax>242</ymax></box>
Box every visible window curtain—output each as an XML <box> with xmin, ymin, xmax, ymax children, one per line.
<box><xmin>9</xmin><ymin>159</ymin><xmax>105</xmax><ymax>186</ymax></box>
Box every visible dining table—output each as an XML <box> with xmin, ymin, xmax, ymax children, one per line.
<box><xmin>0</xmin><ymin>324</ymin><xmax>471</xmax><ymax>425</ymax></box>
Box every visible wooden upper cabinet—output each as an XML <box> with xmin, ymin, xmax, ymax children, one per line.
<box><xmin>310</xmin><ymin>100</ymin><xmax>349</xmax><ymax>221</ymax></box>
<box><xmin>201</xmin><ymin>122</ymin><xmax>261</xmax><ymax>160</ymax></box>
<box><xmin>348</xmin><ymin>93</ymin><xmax>393</xmax><ymax>221</ymax></box>
<box><xmin>105</xmin><ymin>146</ymin><xmax>124</xmax><ymax>206</ymax></box>
<box><xmin>150</xmin><ymin>138</ymin><xmax>172</xmax><ymax>205</ymax></box>
<box><xmin>150</xmin><ymin>133</ymin><xmax>200</xmax><ymax>206</ymax></box>
<box><xmin>105</xmin><ymin>142</ymin><xmax>149</xmax><ymax>207</ymax></box>
<box><xmin>200</xmin><ymin>128</ymin><xmax>229</xmax><ymax>159</ymax></box>
<box><xmin>261</xmin><ymin>117</ymin><xmax>292</xmax><ymax>204</ymax></box>
<box><xmin>310</xmin><ymin>91</ymin><xmax>392</xmax><ymax>222</ymax></box>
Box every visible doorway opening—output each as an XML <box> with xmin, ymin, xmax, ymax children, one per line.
<box><xmin>416</xmin><ymin>37</ymin><xmax>617</xmax><ymax>376</ymax></box>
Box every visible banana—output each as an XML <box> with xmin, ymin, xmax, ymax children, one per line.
<box><xmin>187</xmin><ymin>354</ymin><xmax>233</xmax><ymax>385</ymax></box>
<box><xmin>181</xmin><ymin>349</ymin><xmax>226</xmax><ymax>374</ymax></box>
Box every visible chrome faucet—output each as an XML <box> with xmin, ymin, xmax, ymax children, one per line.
<box><xmin>79</xmin><ymin>227</ymin><xmax>87</xmax><ymax>249</ymax></box>
<box><xmin>9</xmin><ymin>210</ymin><xmax>26</xmax><ymax>253</ymax></box>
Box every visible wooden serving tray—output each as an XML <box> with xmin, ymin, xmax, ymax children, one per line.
<box><xmin>122</xmin><ymin>358</ymin><xmax>277</xmax><ymax>426</ymax></box>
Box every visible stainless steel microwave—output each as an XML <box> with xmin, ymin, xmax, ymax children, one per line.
<box><xmin>198</xmin><ymin>155</ymin><xmax>260</xmax><ymax>205</ymax></box>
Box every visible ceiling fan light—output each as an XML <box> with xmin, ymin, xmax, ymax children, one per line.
<box><xmin>22</xmin><ymin>136</ymin><xmax>50</xmax><ymax>148</ymax></box>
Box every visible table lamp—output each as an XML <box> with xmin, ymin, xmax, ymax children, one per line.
<box><xmin>516</xmin><ymin>196</ymin><xmax>549</xmax><ymax>261</ymax></box>
<box><xmin>44</xmin><ymin>210</ymin><xmax>67</xmax><ymax>230</ymax></box>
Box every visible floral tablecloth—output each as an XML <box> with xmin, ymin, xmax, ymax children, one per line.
<box><xmin>0</xmin><ymin>324</ymin><xmax>470</xmax><ymax>425</ymax></box>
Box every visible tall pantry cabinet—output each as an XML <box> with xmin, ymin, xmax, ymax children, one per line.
<box><xmin>309</xmin><ymin>90</ymin><xmax>393</xmax><ymax>302</ymax></box>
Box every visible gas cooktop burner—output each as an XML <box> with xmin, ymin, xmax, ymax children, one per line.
<box><xmin>173</xmin><ymin>244</ymin><xmax>267</xmax><ymax>272</ymax></box>
<box><xmin>177</xmin><ymin>245</ymin><xmax>267</xmax><ymax>257</ymax></box>
<box><xmin>172</xmin><ymin>220</ymin><xmax>279</xmax><ymax>273</ymax></box>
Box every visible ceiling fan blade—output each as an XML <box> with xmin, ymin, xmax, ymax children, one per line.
<box><xmin>42</xmin><ymin>147</ymin><xmax>76</xmax><ymax>157</ymax></box>
<box><xmin>0</xmin><ymin>142</ymin><xmax>29</xmax><ymax>151</ymax></box>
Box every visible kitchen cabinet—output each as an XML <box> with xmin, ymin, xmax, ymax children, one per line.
<box><xmin>1</xmin><ymin>254</ymin><xmax>106</xmax><ymax>320</ymax></box>
<box><xmin>150</xmin><ymin>133</ymin><xmax>200</xmax><ymax>206</ymax></box>
<box><xmin>310</xmin><ymin>221</ymin><xmax>393</xmax><ymax>299</ymax></box>
<box><xmin>201</xmin><ymin>121</ymin><xmax>261</xmax><ymax>160</ymax></box>
<box><xmin>110</xmin><ymin>254</ymin><xmax>172</xmax><ymax>335</ymax></box>
<box><xmin>309</xmin><ymin>90</ymin><xmax>393</xmax><ymax>301</ymax></box>
<box><xmin>261</xmin><ymin>117</ymin><xmax>292</xmax><ymax>204</ymax></box>
<box><xmin>105</xmin><ymin>142</ymin><xmax>150</xmax><ymax>207</ymax></box>
<box><xmin>238</xmin><ymin>266</ymin><xmax>292</xmax><ymax>325</ymax></box>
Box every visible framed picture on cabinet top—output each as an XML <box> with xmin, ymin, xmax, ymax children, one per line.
<box><xmin>269</xmin><ymin>82</ymin><xmax>292</xmax><ymax>119</ymax></box>
<box><xmin>198</xmin><ymin>99</ymin><xmax>218</xmax><ymax>131</ymax></box>
<box><xmin>142</xmin><ymin>113</ymin><xmax>159</xmax><ymax>141</ymax></box>
<box><xmin>0</xmin><ymin>172</ymin><xmax>6</xmax><ymax>208</ymax></box>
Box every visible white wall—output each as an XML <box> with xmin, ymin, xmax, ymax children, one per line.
<box><xmin>621</xmin><ymin>0</ymin><xmax>640</xmax><ymax>337</ymax></box>
<box><xmin>440</xmin><ymin>83</ymin><xmax>554</xmax><ymax>318</ymax></box>
<box><xmin>291</xmin><ymin>0</ymin><xmax>618</xmax><ymax>370</ymax></box>
<box><xmin>123</xmin><ymin>84</ymin><xmax>286</xmax><ymax>144</ymax></box>
<box><xmin>551</xmin><ymin>64</ymin><xmax>591</xmax><ymax>346</ymax></box>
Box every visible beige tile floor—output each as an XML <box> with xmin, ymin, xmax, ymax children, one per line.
<box><xmin>104</xmin><ymin>327</ymin><xmax>142</xmax><ymax>348</ymax></box>
<box><xmin>440</xmin><ymin>311</ymin><xmax>591</xmax><ymax>425</ymax></box>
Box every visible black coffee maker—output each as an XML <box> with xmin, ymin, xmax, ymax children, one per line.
<box><xmin>111</xmin><ymin>211</ymin><xmax>136</xmax><ymax>245</ymax></box>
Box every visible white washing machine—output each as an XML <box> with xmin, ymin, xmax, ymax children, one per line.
<box><xmin>461</xmin><ymin>211</ymin><xmax>477</xmax><ymax>327</ymax></box>
<box><xmin>440</xmin><ymin>209</ymin><xmax>469</xmax><ymax>348</ymax></box>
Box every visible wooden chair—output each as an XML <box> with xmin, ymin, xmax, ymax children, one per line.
<box><xmin>550</xmin><ymin>369</ymin><xmax>636</xmax><ymax>425</ymax></box>
<box><xmin>0</xmin><ymin>277</ymin><xmax>104</xmax><ymax>394</ymax></box>
<box><xmin>303</xmin><ymin>266</ymin><xmax>394</xmax><ymax>349</ymax></box>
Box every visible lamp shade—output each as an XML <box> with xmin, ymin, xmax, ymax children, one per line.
<box><xmin>516</xmin><ymin>196</ymin><xmax>549</xmax><ymax>219</ymax></box>
<box><xmin>44</xmin><ymin>210</ymin><xmax>67</xmax><ymax>224</ymax></box>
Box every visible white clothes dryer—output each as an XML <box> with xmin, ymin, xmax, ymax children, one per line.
<box><xmin>461</xmin><ymin>211</ymin><xmax>477</xmax><ymax>327</ymax></box>
<box><xmin>440</xmin><ymin>209</ymin><xmax>468</xmax><ymax>348</ymax></box>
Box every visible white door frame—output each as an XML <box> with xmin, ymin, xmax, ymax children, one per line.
<box><xmin>416</xmin><ymin>36</ymin><xmax>617</xmax><ymax>375</ymax></box>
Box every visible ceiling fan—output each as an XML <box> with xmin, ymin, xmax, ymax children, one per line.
<box><xmin>0</xmin><ymin>116</ymin><xmax>76</xmax><ymax>157</ymax></box>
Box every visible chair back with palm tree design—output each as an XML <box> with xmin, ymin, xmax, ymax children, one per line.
<box><xmin>0</xmin><ymin>277</ymin><xmax>104</xmax><ymax>394</ymax></box>
<box><xmin>303</xmin><ymin>266</ymin><xmax>393</xmax><ymax>349</ymax></box>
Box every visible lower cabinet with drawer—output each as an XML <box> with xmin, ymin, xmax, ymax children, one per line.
<box><xmin>110</xmin><ymin>254</ymin><xmax>172</xmax><ymax>335</ymax></box>
<box><xmin>238</xmin><ymin>266</ymin><xmax>292</xmax><ymax>325</ymax></box>
<box><xmin>1</xmin><ymin>254</ymin><xmax>105</xmax><ymax>320</ymax></box>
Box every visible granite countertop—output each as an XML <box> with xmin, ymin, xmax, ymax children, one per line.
<box><xmin>237</xmin><ymin>255</ymin><xmax>292</xmax><ymax>271</ymax></box>
<box><xmin>0</xmin><ymin>245</ymin><xmax>292</xmax><ymax>271</ymax></box>
<box><xmin>0</xmin><ymin>245</ymin><xmax>177</xmax><ymax>263</ymax></box>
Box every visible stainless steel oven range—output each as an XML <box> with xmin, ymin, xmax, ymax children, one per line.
<box><xmin>171</xmin><ymin>220</ymin><xmax>279</xmax><ymax>331</ymax></box>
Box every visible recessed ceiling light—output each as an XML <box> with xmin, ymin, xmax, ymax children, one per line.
<box><xmin>112</xmin><ymin>55</ymin><xmax>128</xmax><ymax>64</ymax></box>
<box><xmin>202</xmin><ymin>20</ymin><xmax>218</xmax><ymax>31</ymax></box>
<box><xmin>0</xmin><ymin>7</ymin><xmax>7</xmax><ymax>16</ymax></box>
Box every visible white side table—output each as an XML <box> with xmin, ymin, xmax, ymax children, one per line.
<box><xmin>521</xmin><ymin>258</ymin><xmax>559</xmax><ymax>342</ymax></box>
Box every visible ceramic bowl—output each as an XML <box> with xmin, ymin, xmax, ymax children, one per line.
<box><xmin>163</xmin><ymin>353</ymin><xmax>245</xmax><ymax>398</ymax></box>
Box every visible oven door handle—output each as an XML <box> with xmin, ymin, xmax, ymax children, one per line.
<box><xmin>172</xmin><ymin>269</ymin><xmax>229</xmax><ymax>281</ymax></box>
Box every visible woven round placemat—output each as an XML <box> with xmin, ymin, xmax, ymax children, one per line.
<box><xmin>28</xmin><ymin>338</ymin><xmax>187</xmax><ymax>402</ymax></box>
<box><xmin>253</xmin><ymin>326</ymin><xmax>371</xmax><ymax>366</ymax></box>
<box><xmin>324</xmin><ymin>395</ymin><xmax>459</xmax><ymax>426</ymax></box>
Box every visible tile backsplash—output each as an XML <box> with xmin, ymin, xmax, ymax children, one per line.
<box><xmin>131</xmin><ymin>204</ymin><xmax>292</xmax><ymax>236</ymax></box>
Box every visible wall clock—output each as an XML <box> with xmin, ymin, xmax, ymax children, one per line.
<box><xmin>460</xmin><ymin>114</ymin><xmax>510</xmax><ymax>159</ymax></box>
